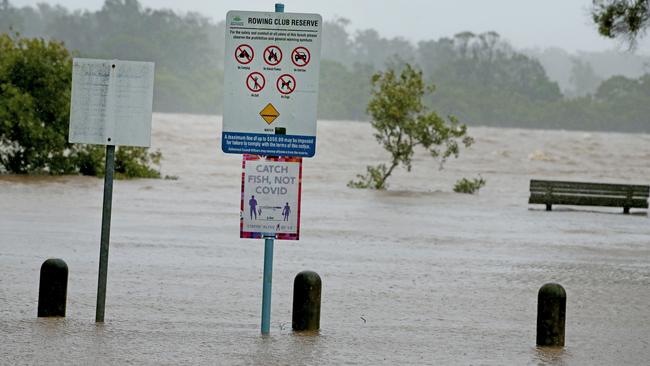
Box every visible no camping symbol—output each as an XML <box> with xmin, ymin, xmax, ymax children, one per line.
<box><xmin>291</xmin><ymin>47</ymin><xmax>310</xmax><ymax>67</ymax></box>
<box><xmin>264</xmin><ymin>45</ymin><xmax>282</xmax><ymax>66</ymax></box>
<box><xmin>235</xmin><ymin>44</ymin><xmax>254</xmax><ymax>65</ymax></box>
<box><xmin>276</xmin><ymin>74</ymin><xmax>296</xmax><ymax>95</ymax></box>
<box><xmin>246</xmin><ymin>72</ymin><xmax>265</xmax><ymax>93</ymax></box>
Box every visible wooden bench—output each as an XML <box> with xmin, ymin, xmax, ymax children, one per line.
<box><xmin>529</xmin><ymin>180</ymin><xmax>649</xmax><ymax>214</ymax></box>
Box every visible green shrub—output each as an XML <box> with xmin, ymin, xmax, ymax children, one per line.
<box><xmin>348</xmin><ymin>64</ymin><xmax>473</xmax><ymax>190</ymax></box>
<box><xmin>453</xmin><ymin>176</ymin><xmax>486</xmax><ymax>194</ymax></box>
<box><xmin>0</xmin><ymin>33</ymin><xmax>162</xmax><ymax>178</ymax></box>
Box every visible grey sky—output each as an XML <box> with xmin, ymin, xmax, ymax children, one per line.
<box><xmin>12</xmin><ymin>0</ymin><xmax>650</xmax><ymax>54</ymax></box>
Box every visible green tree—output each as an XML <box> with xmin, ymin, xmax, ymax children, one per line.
<box><xmin>0</xmin><ymin>0</ymin><xmax>224</xmax><ymax>114</ymax></box>
<box><xmin>593</xmin><ymin>0</ymin><xmax>650</xmax><ymax>43</ymax></box>
<box><xmin>348</xmin><ymin>64</ymin><xmax>473</xmax><ymax>190</ymax></box>
<box><xmin>569</xmin><ymin>58</ymin><xmax>602</xmax><ymax>96</ymax></box>
<box><xmin>0</xmin><ymin>34</ymin><xmax>74</xmax><ymax>173</ymax></box>
<box><xmin>0</xmin><ymin>33</ymin><xmax>161</xmax><ymax>177</ymax></box>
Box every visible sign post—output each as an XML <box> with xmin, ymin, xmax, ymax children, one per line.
<box><xmin>223</xmin><ymin>2</ymin><xmax>321</xmax><ymax>334</ymax></box>
<box><xmin>96</xmin><ymin>144</ymin><xmax>115</xmax><ymax>322</ymax></box>
<box><xmin>68</xmin><ymin>58</ymin><xmax>155</xmax><ymax>323</ymax></box>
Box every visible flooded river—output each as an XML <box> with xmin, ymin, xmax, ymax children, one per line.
<box><xmin>1</xmin><ymin>114</ymin><xmax>649</xmax><ymax>365</ymax></box>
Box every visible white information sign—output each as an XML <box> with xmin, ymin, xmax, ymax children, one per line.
<box><xmin>241</xmin><ymin>155</ymin><xmax>302</xmax><ymax>240</ymax></box>
<box><xmin>69</xmin><ymin>58</ymin><xmax>155</xmax><ymax>147</ymax></box>
<box><xmin>222</xmin><ymin>10</ymin><xmax>322</xmax><ymax>157</ymax></box>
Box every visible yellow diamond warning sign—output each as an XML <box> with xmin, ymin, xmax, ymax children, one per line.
<box><xmin>259</xmin><ymin>103</ymin><xmax>280</xmax><ymax>124</ymax></box>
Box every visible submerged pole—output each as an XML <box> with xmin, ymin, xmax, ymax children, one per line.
<box><xmin>536</xmin><ymin>283</ymin><xmax>566</xmax><ymax>347</ymax></box>
<box><xmin>38</xmin><ymin>258</ymin><xmax>68</xmax><ymax>317</ymax></box>
<box><xmin>96</xmin><ymin>144</ymin><xmax>115</xmax><ymax>323</ymax></box>
<box><xmin>292</xmin><ymin>270</ymin><xmax>321</xmax><ymax>331</ymax></box>
<box><xmin>261</xmin><ymin>237</ymin><xmax>274</xmax><ymax>334</ymax></box>
<box><xmin>259</xmin><ymin>2</ymin><xmax>285</xmax><ymax>336</ymax></box>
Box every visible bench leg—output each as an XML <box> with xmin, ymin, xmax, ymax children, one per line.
<box><xmin>546</xmin><ymin>204</ymin><xmax>552</xmax><ymax>211</ymax></box>
<box><xmin>623</xmin><ymin>207</ymin><xmax>630</xmax><ymax>214</ymax></box>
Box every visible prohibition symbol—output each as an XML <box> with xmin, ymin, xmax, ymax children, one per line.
<box><xmin>264</xmin><ymin>45</ymin><xmax>282</xmax><ymax>66</ymax></box>
<box><xmin>235</xmin><ymin>44</ymin><xmax>254</xmax><ymax>65</ymax></box>
<box><xmin>246</xmin><ymin>72</ymin><xmax>265</xmax><ymax>93</ymax></box>
<box><xmin>276</xmin><ymin>74</ymin><xmax>296</xmax><ymax>95</ymax></box>
<box><xmin>291</xmin><ymin>47</ymin><xmax>311</xmax><ymax>67</ymax></box>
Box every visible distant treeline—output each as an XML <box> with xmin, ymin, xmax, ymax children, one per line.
<box><xmin>1</xmin><ymin>0</ymin><xmax>649</xmax><ymax>132</ymax></box>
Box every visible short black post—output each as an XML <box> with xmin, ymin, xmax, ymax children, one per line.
<box><xmin>38</xmin><ymin>258</ymin><xmax>68</xmax><ymax>317</ymax></box>
<box><xmin>536</xmin><ymin>283</ymin><xmax>566</xmax><ymax>347</ymax></box>
<box><xmin>292</xmin><ymin>270</ymin><xmax>321</xmax><ymax>332</ymax></box>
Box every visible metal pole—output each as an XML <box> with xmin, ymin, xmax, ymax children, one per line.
<box><xmin>261</xmin><ymin>237</ymin><xmax>274</xmax><ymax>334</ymax></box>
<box><xmin>96</xmin><ymin>144</ymin><xmax>115</xmax><ymax>323</ymax></box>
<box><xmin>260</xmin><ymin>2</ymin><xmax>284</xmax><ymax>335</ymax></box>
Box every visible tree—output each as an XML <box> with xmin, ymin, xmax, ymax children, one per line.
<box><xmin>569</xmin><ymin>58</ymin><xmax>602</xmax><ymax>96</ymax></box>
<box><xmin>593</xmin><ymin>0</ymin><xmax>650</xmax><ymax>43</ymax></box>
<box><xmin>0</xmin><ymin>33</ymin><xmax>161</xmax><ymax>177</ymax></box>
<box><xmin>348</xmin><ymin>64</ymin><xmax>473</xmax><ymax>190</ymax></box>
<box><xmin>0</xmin><ymin>34</ymin><xmax>75</xmax><ymax>173</ymax></box>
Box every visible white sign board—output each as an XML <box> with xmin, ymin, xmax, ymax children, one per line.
<box><xmin>69</xmin><ymin>58</ymin><xmax>155</xmax><ymax>147</ymax></box>
<box><xmin>241</xmin><ymin>155</ymin><xmax>302</xmax><ymax>240</ymax></box>
<box><xmin>222</xmin><ymin>10</ymin><xmax>322</xmax><ymax>157</ymax></box>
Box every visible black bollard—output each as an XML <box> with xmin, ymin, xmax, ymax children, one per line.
<box><xmin>536</xmin><ymin>283</ymin><xmax>566</xmax><ymax>347</ymax></box>
<box><xmin>38</xmin><ymin>258</ymin><xmax>68</xmax><ymax>317</ymax></box>
<box><xmin>292</xmin><ymin>270</ymin><xmax>321</xmax><ymax>332</ymax></box>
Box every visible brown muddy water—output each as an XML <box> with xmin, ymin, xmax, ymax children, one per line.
<box><xmin>1</xmin><ymin>114</ymin><xmax>649</xmax><ymax>365</ymax></box>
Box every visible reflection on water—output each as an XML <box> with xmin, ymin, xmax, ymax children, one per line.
<box><xmin>1</xmin><ymin>114</ymin><xmax>649</xmax><ymax>365</ymax></box>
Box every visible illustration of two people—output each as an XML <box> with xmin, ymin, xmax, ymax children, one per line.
<box><xmin>249</xmin><ymin>195</ymin><xmax>290</xmax><ymax>221</ymax></box>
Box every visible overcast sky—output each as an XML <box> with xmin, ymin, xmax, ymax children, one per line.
<box><xmin>12</xmin><ymin>0</ymin><xmax>650</xmax><ymax>54</ymax></box>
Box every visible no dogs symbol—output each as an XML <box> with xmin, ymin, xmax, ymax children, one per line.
<box><xmin>276</xmin><ymin>74</ymin><xmax>296</xmax><ymax>95</ymax></box>
<box><xmin>246</xmin><ymin>72</ymin><xmax>266</xmax><ymax>93</ymax></box>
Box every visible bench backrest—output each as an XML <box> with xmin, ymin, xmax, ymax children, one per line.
<box><xmin>530</xmin><ymin>180</ymin><xmax>650</xmax><ymax>199</ymax></box>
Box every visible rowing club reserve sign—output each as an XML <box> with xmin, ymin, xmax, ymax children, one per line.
<box><xmin>222</xmin><ymin>10</ymin><xmax>322</xmax><ymax>157</ymax></box>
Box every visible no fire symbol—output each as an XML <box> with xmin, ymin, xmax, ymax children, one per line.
<box><xmin>235</xmin><ymin>44</ymin><xmax>254</xmax><ymax>65</ymax></box>
<box><xmin>264</xmin><ymin>45</ymin><xmax>282</xmax><ymax>66</ymax></box>
<box><xmin>246</xmin><ymin>72</ymin><xmax>265</xmax><ymax>93</ymax></box>
<box><xmin>276</xmin><ymin>74</ymin><xmax>296</xmax><ymax>95</ymax></box>
<box><xmin>291</xmin><ymin>47</ymin><xmax>310</xmax><ymax>67</ymax></box>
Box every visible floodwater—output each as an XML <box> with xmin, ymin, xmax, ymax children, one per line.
<box><xmin>1</xmin><ymin>114</ymin><xmax>649</xmax><ymax>365</ymax></box>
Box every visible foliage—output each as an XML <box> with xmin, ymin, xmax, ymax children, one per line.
<box><xmin>115</xmin><ymin>146</ymin><xmax>161</xmax><ymax>179</ymax></box>
<box><xmin>0</xmin><ymin>33</ymin><xmax>162</xmax><ymax>177</ymax></box>
<box><xmin>318</xmin><ymin>60</ymin><xmax>373</xmax><ymax>120</ymax></box>
<box><xmin>348</xmin><ymin>64</ymin><xmax>473</xmax><ymax>190</ymax></box>
<box><xmin>453</xmin><ymin>176</ymin><xmax>486</xmax><ymax>194</ymax></box>
<box><xmin>0</xmin><ymin>33</ymin><xmax>75</xmax><ymax>173</ymax></box>
<box><xmin>0</xmin><ymin>0</ymin><xmax>223</xmax><ymax>114</ymax></box>
<box><xmin>568</xmin><ymin>58</ymin><xmax>602</xmax><ymax>96</ymax></box>
<box><xmin>592</xmin><ymin>0</ymin><xmax>649</xmax><ymax>43</ymax></box>
<box><xmin>3</xmin><ymin>1</ymin><xmax>650</xmax><ymax>132</ymax></box>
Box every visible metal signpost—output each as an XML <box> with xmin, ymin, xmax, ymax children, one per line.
<box><xmin>223</xmin><ymin>3</ymin><xmax>322</xmax><ymax>334</ymax></box>
<box><xmin>68</xmin><ymin>58</ymin><xmax>155</xmax><ymax>322</ymax></box>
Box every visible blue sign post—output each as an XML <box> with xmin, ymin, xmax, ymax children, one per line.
<box><xmin>224</xmin><ymin>2</ymin><xmax>320</xmax><ymax>335</ymax></box>
<box><xmin>259</xmin><ymin>3</ymin><xmax>284</xmax><ymax>336</ymax></box>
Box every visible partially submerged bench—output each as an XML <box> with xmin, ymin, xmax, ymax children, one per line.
<box><xmin>529</xmin><ymin>180</ymin><xmax>649</xmax><ymax>214</ymax></box>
